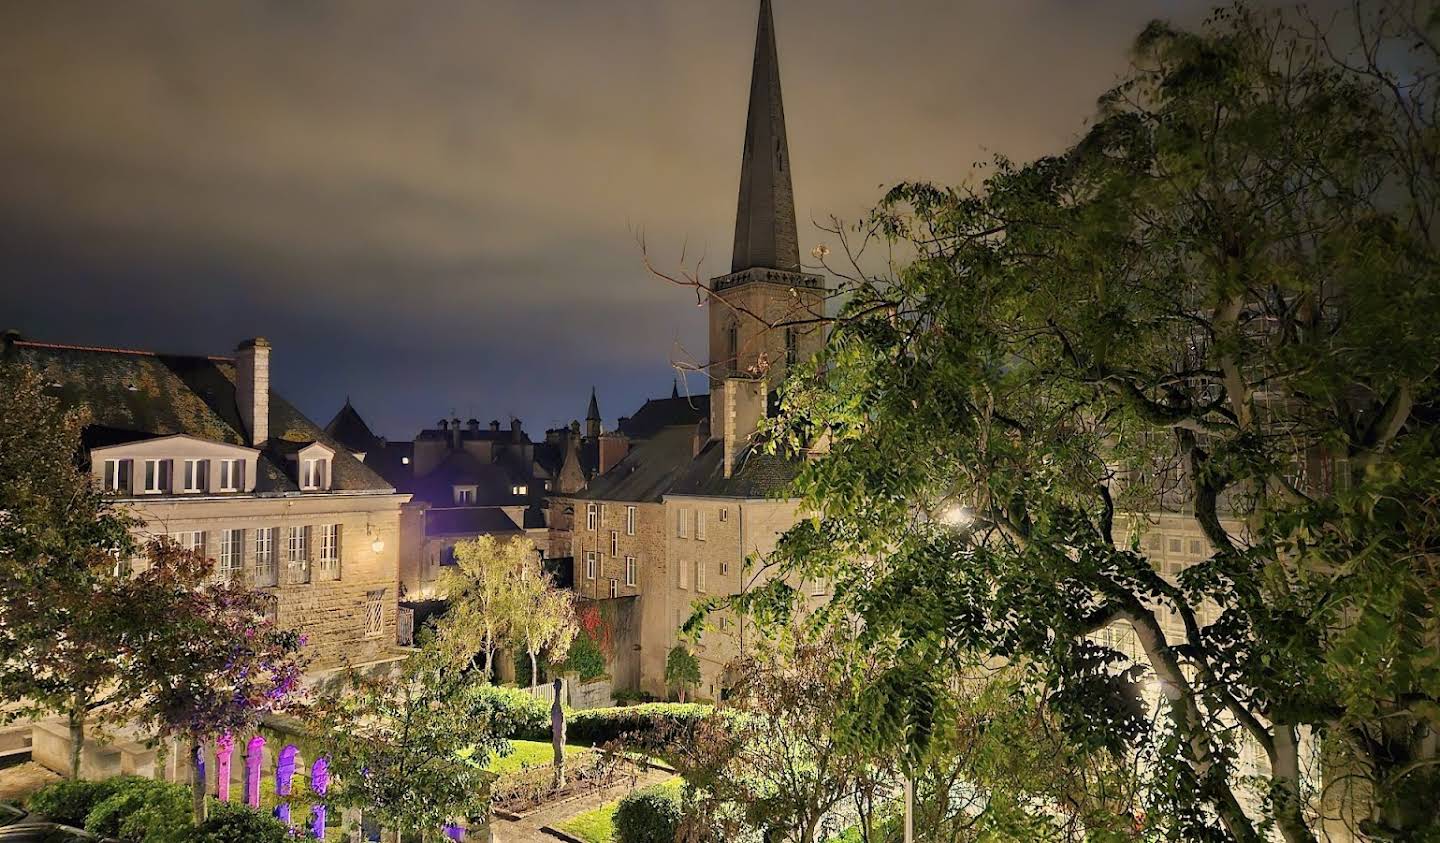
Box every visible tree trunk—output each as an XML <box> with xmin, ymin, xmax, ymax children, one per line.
<box><xmin>66</xmin><ymin>704</ymin><xmax>84</xmax><ymax>779</ymax></box>
<box><xmin>481</xmin><ymin>630</ymin><xmax>493</xmax><ymax>681</ymax></box>
<box><xmin>529</xmin><ymin>650</ymin><xmax>539</xmax><ymax>690</ymax></box>
<box><xmin>1272</xmin><ymin>727</ymin><xmax>1319</xmax><ymax>843</ymax></box>
<box><xmin>190</xmin><ymin>738</ymin><xmax>208</xmax><ymax>824</ymax></box>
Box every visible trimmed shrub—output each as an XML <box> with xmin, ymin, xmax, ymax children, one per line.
<box><xmin>115</xmin><ymin>782</ymin><xmax>190</xmax><ymax>843</ymax></box>
<box><xmin>27</xmin><ymin>776</ymin><xmax>139</xmax><ymax>826</ymax></box>
<box><xmin>566</xmin><ymin>703</ymin><xmax>711</xmax><ymax>746</ymax></box>
<box><xmin>84</xmin><ymin>778</ymin><xmax>187</xmax><ymax>840</ymax></box>
<box><xmin>475</xmin><ymin>683</ymin><xmax>551</xmax><ymax>738</ymax></box>
<box><xmin>195</xmin><ymin>800</ymin><xmax>290</xmax><ymax>843</ymax></box>
<box><xmin>614</xmin><ymin>784</ymin><xmax>682</xmax><ymax>843</ymax></box>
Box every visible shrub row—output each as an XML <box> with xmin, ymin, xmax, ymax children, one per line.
<box><xmin>558</xmin><ymin>703</ymin><xmax>712</xmax><ymax>746</ymax></box>
<box><xmin>474</xmin><ymin>683</ymin><xmax>551</xmax><ymax>738</ymax></box>
<box><xmin>27</xmin><ymin>777</ymin><xmax>289</xmax><ymax>843</ymax></box>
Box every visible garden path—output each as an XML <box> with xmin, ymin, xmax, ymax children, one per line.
<box><xmin>489</xmin><ymin>766</ymin><xmax>673</xmax><ymax>843</ymax></box>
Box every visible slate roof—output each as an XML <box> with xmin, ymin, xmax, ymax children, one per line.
<box><xmin>574</xmin><ymin>425</ymin><xmax>699</xmax><ymax>503</ymax></box>
<box><xmin>669</xmin><ymin>439</ymin><xmax>802</xmax><ymax>499</ymax></box>
<box><xmin>617</xmin><ymin>394</ymin><xmax>710</xmax><ymax>440</ymax></box>
<box><xmin>324</xmin><ymin>400</ymin><xmax>383</xmax><ymax>454</ymax></box>
<box><xmin>4</xmin><ymin>338</ymin><xmax>394</xmax><ymax>494</ymax></box>
<box><xmin>408</xmin><ymin>451</ymin><xmax>527</xmax><ymax>508</ymax></box>
<box><xmin>424</xmin><ymin>507</ymin><xmax>522</xmax><ymax>538</ymax></box>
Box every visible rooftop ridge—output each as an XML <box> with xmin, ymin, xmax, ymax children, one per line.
<box><xmin>12</xmin><ymin>338</ymin><xmax>234</xmax><ymax>362</ymax></box>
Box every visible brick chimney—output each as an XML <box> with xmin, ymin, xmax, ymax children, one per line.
<box><xmin>721</xmin><ymin>377</ymin><xmax>766</xmax><ymax>479</ymax></box>
<box><xmin>511</xmin><ymin>418</ymin><xmax>523</xmax><ymax>443</ymax></box>
<box><xmin>235</xmin><ymin>338</ymin><xmax>270</xmax><ymax>447</ymax></box>
<box><xmin>598</xmin><ymin>431</ymin><xmax>630</xmax><ymax>475</ymax></box>
<box><xmin>450</xmin><ymin>417</ymin><xmax>462</xmax><ymax>449</ymax></box>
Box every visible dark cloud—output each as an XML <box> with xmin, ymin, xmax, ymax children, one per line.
<box><xmin>2</xmin><ymin>0</ymin><xmax>1238</xmax><ymax>437</ymax></box>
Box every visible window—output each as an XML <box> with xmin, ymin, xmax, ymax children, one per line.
<box><xmin>455</xmin><ymin>487</ymin><xmax>475</xmax><ymax>505</ymax></box>
<box><xmin>254</xmin><ymin>527</ymin><xmax>278</xmax><ymax>587</ymax></box>
<box><xmin>585</xmin><ymin>551</ymin><xmax>597</xmax><ymax>580</ymax></box>
<box><xmin>726</xmin><ymin>322</ymin><xmax>739</xmax><ymax>374</ymax></box>
<box><xmin>678</xmin><ymin>558</ymin><xmax>689</xmax><ymax>589</ymax></box>
<box><xmin>142</xmin><ymin>459</ymin><xmax>171</xmax><ymax>494</ymax></box>
<box><xmin>180</xmin><ymin>459</ymin><xmax>207</xmax><ymax>493</ymax></box>
<box><xmin>318</xmin><ymin>524</ymin><xmax>341</xmax><ymax>580</ymax></box>
<box><xmin>1168</xmin><ymin>538</ymin><xmax>1183</xmax><ymax>554</ymax></box>
<box><xmin>676</xmin><ymin>508</ymin><xmax>689</xmax><ymax>539</ymax></box>
<box><xmin>543</xmin><ymin>479</ymin><xmax>552</xmax><ymax>491</ymax></box>
<box><xmin>401</xmin><ymin>456</ymin><xmax>411</xmax><ymax>465</ymax></box>
<box><xmin>301</xmin><ymin>459</ymin><xmax>328</xmax><ymax>491</ymax></box>
<box><xmin>720</xmin><ymin>558</ymin><xmax>730</xmax><ymax>576</ymax></box>
<box><xmin>624</xmin><ymin>556</ymin><xmax>636</xmax><ymax>586</ymax></box>
<box><xmin>609</xmin><ymin>579</ymin><xmax>619</xmax><ymax>598</ymax></box>
<box><xmin>174</xmin><ymin>531</ymin><xmax>206</xmax><ymax>555</ymax></box>
<box><xmin>696</xmin><ymin>510</ymin><xmax>707</xmax><ymax>541</ymax></box>
<box><xmin>695</xmin><ymin>559</ymin><xmax>706</xmax><ymax>593</ymax></box>
<box><xmin>218</xmin><ymin>529</ymin><xmax>243</xmax><ymax>581</ymax></box>
<box><xmin>610</xmin><ymin>531</ymin><xmax>619</xmax><ymax>557</ymax></box>
<box><xmin>288</xmin><ymin>526</ymin><xmax>310</xmax><ymax>584</ymax></box>
<box><xmin>625</xmin><ymin>506</ymin><xmax>636</xmax><ymax>536</ymax></box>
<box><xmin>102</xmin><ymin>459</ymin><xmax>132</xmax><ymax>492</ymax></box>
<box><xmin>364</xmin><ymin>590</ymin><xmax>385</xmax><ymax>638</ymax></box>
<box><xmin>1189</xmin><ymin>539</ymin><xmax>1204</xmax><ymax>556</ymax></box>
<box><xmin>785</xmin><ymin>327</ymin><xmax>798</xmax><ymax>366</ymax></box>
<box><xmin>218</xmin><ymin>459</ymin><xmax>242</xmax><ymax>492</ymax></box>
<box><xmin>719</xmin><ymin>507</ymin><xmax>728</xmax><ymax>523</ymax></box>
<box><xmin>586</xmin><ymin>503</ymin><xmax>598</xmax><ymax>531</ymax></box>
<box><xmin>510</xmin><ymin>485</ymin><xmax>528</xmax><ymax>496</ymax></box>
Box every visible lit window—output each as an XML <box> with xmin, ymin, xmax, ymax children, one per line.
<box><xmin>586</xmin><ymin>503</ymin><xmax>598</xmax><ymax>531</ymax></box>
<box><xmin>318</xmin><ymin>524</ymin><xmax>341</xmax><ymax>580</ymax></box>
<box><xmin>254</xmin><ymin>527</ymin><xmax>278</xmax><ymax>587</ymax></box>
<box><xmin>585</xmin><ymin>551</ymin><xmax>597</xmax><ymax>580</ymax></box>
<box><xmin>218</xmin><ymin>529</ymin><xmax>244</xmax><ymax>582</ymax></box>
<box><xmin>456</xmin><ymin>487</ymin><xmax>475</xmax><ymax>505</ymax></box>
<box><xmin>401</xmin><ymin>456</ymin><xmax>411</xmax><ymax>465</ymax></box>
<box><xmin>543</xmin><ymin>480</ymin><xmax>552</xmax><ymax>491</ymax></box>
<box><xmin>610</xmin><ymin>531</ymin><xmax>619</xmax><ymax>557</ymax></box>
<box><xmin>695</xmin><ymin>560</ymin><xmax>706</xmax><ymax>593</ymax></box>
<box><xmin>301</xmin><ymin>459</ymin><xmax>328</xmax><ymax>491</ymax></box>
<box><xmin>218</xmin><ymin>459</ymin><xmax>242</xmax><ymax>492</ymax></box>
<box><xmin>626</xmin><ymin>506</ymin><xmax>636</xmax><ymax>536</ymax></box>
<box><xmin>696</xmin><ymin>510</ymin><xmax>707</xmax><ymax>541</ymax></box>
<box><xmin>511</xmin><ymin>485</ymin><xmax>528</xmax><ymax>496</ymax></box>
<box><xmin>102</xmin><ymin>459</ymin><xmax>132</xmax><ymax>492</ymax></box>
<box><xmin>181</xmin><ymin>459</ymin><xmax>207</xmax><ymax>493</ymax></box>
<box><xmin>625</xmin><ymin>556</ymin><xmax>636</xmax><ymax>586</ymax></box>
<box><xmin>142</xmin><ymin>459</ymin><xmax>170</xmax><ymax>494</ymax></box>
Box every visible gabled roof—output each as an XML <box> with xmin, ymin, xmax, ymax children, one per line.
<box><xmin>575</xmin><ymin>425</ymin><xmax>699</xmax><ymax>503</ymax></box>
<box><xmin>4</xmin><ymin>338</ymin><xmax>393</xmax><ymax>494</ymax></box>
<box><xmin>668</xmin><ymin>439</ymin><xmax>801</xmax><ymax>499</ymax></box>
<box><xmin>424</xmin><ymin>507</ymin><xmax>522</xmax><ymax>538</ymax></box>
<box><xmin>617</xmin><ymin>394</ymin><xmax>710</xmax><ymax>440</ymax></box>
<box><xmin>324</xmin><ymin>399</ymin><xmax>383</xmax><ymax>454</ymax></box>
<box><xmin>409</xmin><ymin>450</ymin><xmax>526</xmax><ymax>508</ymax></box>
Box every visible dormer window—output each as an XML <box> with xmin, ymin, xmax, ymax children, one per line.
<box><xmin>102</xmin><ymin>459</ymin><xmax>132</xmax><ymax>492</ymax></box>
<box><xmin>142</xmin><ymin>459</ymin><xmax>171</xmax><ymax>494</ymax></box>
<box><xmin>218</xmin><ymin>459</ymin><xmax>243</xmax><ymax>492</ymax></box>
<box><xmin>455</xmin><ymin>487</ymin><xmax>476</xmax><ymax>505</ymax></box>
<box><xmin>301</xmin><ymin>458</ymin><xmax>329</xmax><ymax>491</ymax></box>
<box><xmin>511</xmin><ymin>484</ymin><xmax>528</xmax><ymax>496</ymax></box>
<box><xmin>181</xmin><ymin>459</ymin><xmax>208</xmax><ymax>493</ymax></box>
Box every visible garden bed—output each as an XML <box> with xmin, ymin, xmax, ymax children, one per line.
<box><xmin>490</xmin><ymin>745</ymin><xmax>645</xmax><ymax>819</ymax></box>
<box><xmin>549</xmin><ymin>776</ymin><xmax>681</xmax><ymax>843</ymax></box>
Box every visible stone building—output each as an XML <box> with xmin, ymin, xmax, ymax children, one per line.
<box><xmin>2</xmin><ymin>333</ymin><xmax>412</xmax><ymax>674</ymax></box>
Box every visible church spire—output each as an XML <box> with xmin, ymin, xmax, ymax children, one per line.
<box><xmin>586</xmin><ymin>386</ymin><xmax>601</xmax><ymax>440</ymax></box>
<box><xmin>731</xmin><ymin>0</ymin><xmax>799</xmax><ymax>274</ymax></box>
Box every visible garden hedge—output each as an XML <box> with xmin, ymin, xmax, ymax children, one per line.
<box><xmin>83</xmin><ymin>778</ymin><xmax>190</xmax><ymax>841</ymax></box>
<box><xmin>560</xmin><ymin>703</ymin><xmax>711</xmax><ymax>746</ymax></box>
<box><xmin>194</xmin><ymin>800</ymin><xmax>291</xmax><ymax>842</ymax></box>
<box><xmin>474</xmin><ymin>684</ymin><xmax>551</xmax><ymax>738</ymax></box>
<box><xmin>614</xmin><ymin>784</ymin><xmax>682</xmax><ymax>843</ymax></box>
<box><xmin>27</xmin><ymin>776</ymin><xmax>139</xmax><ymax>826</ymax></box>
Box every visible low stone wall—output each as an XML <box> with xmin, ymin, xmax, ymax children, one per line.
<box><xmin>567</xmin><ymin>677</ymin><xmax>613</xmax><ymax>710</ymax></box>
<box><xmin>31</xmin><ymin>720</ymin><xmax>159</xmax><ymax>780</ymax></box>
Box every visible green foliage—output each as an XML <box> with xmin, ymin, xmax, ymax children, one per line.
<box><xmin>27</xmin><ymin>777</ymin><xmax>138</xmax><ymax>826</ymax></box>
<box><xmin>562</xmin><ymin>703</ymin><xmax>711</xmax><ymax>747</ymax></box>
<box><xmin>613</xmin><ymin>783</ymin><xmax>683</xmax><ymax>843</ymax></box>
<box><xmin>83</xmin><ymin>779</ymin><xmax>189</xmax><ymax>841</ymax></box>
<box><xmin>193</xmin><ymin>800</ymin><xmax>291</xmax><ymax>843</ymax></box>
<box><xmin>474</xmin><ymin>683</ymin><xmax>551</xmax><ymax>739</ymax></box>
<box><xmin>663</xmin><ymin>646</ymin><xmax>701</xmax><ymax>701</ymax></box>
<box><xmin>563</xmin><ymin>626</ymin><xmax>608</xmax><ymax>681</ymax></box>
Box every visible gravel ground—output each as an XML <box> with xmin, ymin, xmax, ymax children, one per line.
<box><xmin>0</xmin><ymin>762</ymin><xmax>60</xmax><ymax>805</ymax></box>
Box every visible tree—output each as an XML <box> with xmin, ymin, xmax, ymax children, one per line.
<box><xmin>309</xmin><ymin>648</ymin><xmax>510</xmax><ymax>841</ymax></box>
<box><xmin>511</xmin><ymin>562</ymin><xmax>578</xmax><ymax>690</ymax></box>
<box><xmin>123</xmin><ymin>539</ymin><xmax>305</xmax><ymax>822</ymax></box>
<box><xmin>664</xmin><ymin>645</ymin><xmax>701</xmax><ymax>704</ymax></box>
<box><xmin>434</xmin><ymin>535</ymin><xmax>534</xmax><ymax>679</ymax></box>
<box><xmin>0</xmin><ymin>363</ymin><xmax>139</xmax><ymax>777</ymax></box>
<box><xmin>749</xmin><ymin>3</ymin><xmax>1440</xmax><ymax>840</ymax></box>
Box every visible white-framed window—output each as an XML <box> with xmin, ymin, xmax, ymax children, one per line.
<box><xmin>624</xmin><ymin>556</ymin><xmax>636</xmax><ymax>586</ymax></box>
<box><xmin>609</xmin><ymin>579</ymin><xmax>619</xmax><ymax>598</ymax></box>
<box><xmin>318</xmin><ymin>523</ymin><xmax>341</xmax><ymax>580</ymax></box>
<box><xmin>102</xmin><ymin>459</ymin><xmax>132</xmax><ymax>492</ymax></box>
<box><xmin>625</xmin><ymin>506</ymin><xmax>636</xmax><ymax>536</ymax></box>
<box><xmin>719</xmin><ymin>507</ymin><xmax>728</xmax><ymax>522</ymax></box>
<box><xmin>142</xmin><ymin>459</ymin><xmax>170</xmax><ymax>494</ymax></box>
<box><xmin>696</xmin><ymin>510</ymin><xmax>707</xmax><ymax>541</ymax></box>
<box><xmin>218</xmin><ymin>529</ymin><xmax>243</xmax><ymax>581</ymax></box>
<box><xmin>678</xmin><ymin>558</ymin><xmax>689</xmax><ymax>589</ymax></box>
<box><xmin>585</xmin><ymin>551</ymin><xmax>597</xmax><ymax>580</ymax></box>
<box><xmin>676</xmin><ymin>508</ymin><xmax>689</xmax><ymax>538</ymax></box>
<box><xmin>301</xmin><ymin>459</ymin><xmax>328</xmax><ymax>491</ymax></box>
<box><xmin>543</xmin><ymin>479</ymin><xmax>552</xmax><ymax>491</ymax></box>
<box><xmin>170</xmin><ymin>530</ymin><xmax>206</xmax><ymax>555</ymax></box>
<box><xmin>695</xmin><ymin>559</ymin><xmax>706</xmax><ymax>593</ymax></box>
<box><xmin>181</xmin><ymin>459</ymin><xmax>207</xmax><ymax>493</ymax></box>
<box><xmin>218</xmin><ymin>459</ymin><xmax>242</xmax><ymax>492</ymax></box>
<box><xmin>455</xmin><ymin>487</ymin><xmax>475</xmax><ymax>505</ymax></box>
<box><xmin>510</xmin><ymin>484</ymin><xmax>528</xmax><ymax>496</ymax></box>
<box><xmin>364</xmin><ymin>589</ymin><xmax>385</xmax><ymax>638</ymax></box>
<box><xmin>720</xmin><ymin>558</ymin><xmax>730</xmax><ymax>576</ymax></box>
<box><xmin>288</xmin><ymin>526</ymin><xmax>310</xmax><ymax>583</ymax></box>
<box><xmin>610</xmin><ymin>531</ymin><xmax>619</xmax><ymax>557</ymax></box>
<box><xmin>810</xmin><ymin>578</ymin><xmax>827</xmax><ymax>596</ymax></box>
<box><xmin>586</xmin><ymin>503</ymin><xmax>598</xmax><ymax>531</ymax></box>
<box><xmin>254</xmin><ymin>527</ymin><xmax>278</xmax><ymax>587</ymax></box>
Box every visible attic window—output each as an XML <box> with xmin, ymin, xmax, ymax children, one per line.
<box><xmin>455</xmin><ymin>487</ymin><xmax>476</xmax><ymax>505</ymax></box>
<box><xmin>301</xmin><ymin>458</ymin><xmax>329</xmax><ymax>491</ymax></box>
<box><xmin>511</xmin><ymin>485</ymin><xmax>528</xmax><ymax>496</ymax></box>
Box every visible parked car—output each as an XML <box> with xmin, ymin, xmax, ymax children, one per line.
<box><xmin>0</xmin><ymin>804</ymin><xmax>115</xmax><ymax>842</ymax></box>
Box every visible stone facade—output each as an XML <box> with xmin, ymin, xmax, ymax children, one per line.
<box><xmin>568</xmin><ymin>500</ymin><xmax>666</xmax><ymax>604</ymax></box>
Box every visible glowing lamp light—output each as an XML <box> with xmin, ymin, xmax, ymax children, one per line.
<box><xmin>371</xmin><ymin>535</ymin><xmax>385</xmax><ymax>554</ymax></box>
<box><xmin>939</xmin><ymin>504</ymin><xmax>973</xmax><ymax>528</ymax></box>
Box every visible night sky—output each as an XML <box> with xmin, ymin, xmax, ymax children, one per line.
<box><xmin>2</xmin><ymin>0</ymin><xmax>1234</xmax><ymax>439</ymax></box>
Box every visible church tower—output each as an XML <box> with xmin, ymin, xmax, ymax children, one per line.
<box><xmin>708</xmin><ymin>0</ymin><xmax>825</xmax><ymax>384</ymax></box>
